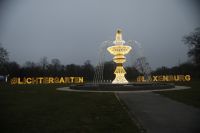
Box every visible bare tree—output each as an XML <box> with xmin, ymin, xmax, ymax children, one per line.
<box><xmin>40</xmin><ymin>56</ymin><xmax>48</xmax><ymax>70</ymax></box>
<box><xmin>51</xmin><ymin>58</ymin><xmax>61</xmax><ymax>70</ymax></box>
<box><xmin>183</xmin><ymin>27</ymin><xmax>200</xmax><ymax>67</ymax></box>
<box><xmin>24</xmin><ymin>61</ymin><xmax>36</xmax><ymax>68</ymax></box>
<box><xmin>0</xmin><ymin>44</ymin><xmax>9</xmax><ymax>64</ymax></box>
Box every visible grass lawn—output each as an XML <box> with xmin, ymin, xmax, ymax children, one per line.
<box><xmin>156</xmin><ymin>80</ymin><xmax>200</xmax><ymax>109</ymax></box>
<box><xmin>0</xmin><ymin>83</ymin><xmax>139</xmax><ymax>133</ymax></box>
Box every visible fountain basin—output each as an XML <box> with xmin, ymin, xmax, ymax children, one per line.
<box><xmin>69</xmin><ymin>82</ymin><xmax>175</xmax><ymax>91</ymax></box>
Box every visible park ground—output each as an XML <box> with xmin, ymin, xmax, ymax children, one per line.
<box><xmin>0</xmin><ymin>83</ymin><xmax>138</xmax><ymax>133</ymax></box>
<box><xmin>0</xmin><ymin>80</ymin><xmax>200</xmax><ymax>133</ymax></box>
<box><xmin>157</xmin><ymin>80</ymin><xmax>200</xmax><ymax>109</ymax></box>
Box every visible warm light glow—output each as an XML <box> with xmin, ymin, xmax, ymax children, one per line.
<box><xmin>112</xmin><ymin>66</ymin><xmax>128</xmax><ymax>84</ymax></box>
<box><xmin>107</xmin><ymin>45</ymin><xmax>132</xmax><ymax>55</ymax></box>
<box><xmin>107</xmin><ymin>29</ymin><xmax>132</xmax><ymax>84</ymax></box>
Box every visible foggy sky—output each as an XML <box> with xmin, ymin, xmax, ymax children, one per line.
<box><xmin>0</xmin><ymin>0</ymin><xmax>199</xmax><ymax>69</ymax></box>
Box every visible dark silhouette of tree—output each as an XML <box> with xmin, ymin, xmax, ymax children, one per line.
<box><xmin>82</xmin><ymin>60</ymin><xmax>94</xmax><ymax>81</ymax></box>
<box><xmin>152</xmin><ymin>62</ymin><xmax>199</xmax><ymax>78</ymax></box>
<box><xmin>103</xmin><ymin>61</ymin><xmax>115</xmax><ymax>80</ymax></box>
<box><xmin>40</xmin><ymin>56</ymin><xmax>49</xmax><ymax>70</ymax></box>
<box><xmin>22</xmin><ymin>61</ymin><xmax>41</xmax><ymax>77</ymax></box>
<box><xmin>65</xmin><ymin>64</ymin><xmax>82</xmax><ymax>76</ymax></box>
<box><xmin>6</xmin><ymin>62</ymin><xmax>20</xmax><ymax>76</ymax></box>
<box><xmin>0</xmin><ymin>44</ymin><xmax>9</xmax><ymax>64</ymax></box>
<box><xmin>47</xmin><ymin>58</ymin><xmax>63</xmax><ymax>76</ymax></box>
<box><xmin>0</xmin><ymin>61</ymin><xmax>20</xmax><ymax>77</ymax></box>
<box><xmin>152</xmin><ymin>66</ymin><xmax>170</xmax><ymax>75</ymax></box>
<box><xmin>183</xmin><ymin>27</ymin><xmax>200</xmax><ymax>67</ymax></box>
<box><xmin>0</xmin><ymin>44</ymin><xmax>9</xmax><ymax>75</ymax></box>
<box><xmin>51</xmin><ymin>58</ymin><xmax>61</xmax><ymax>71</ymax></box>
<box><xmin>24</xmin><ymin>61</ymin><xmax>36</xmax><ymax>68</ymax></box>
<box><xmin>125</xmin><ymin>66</ymin><xmax>140</xmax><ymax>81</ymax></box>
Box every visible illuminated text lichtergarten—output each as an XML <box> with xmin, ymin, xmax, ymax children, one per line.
<box><xmin>10</xmin><ymin>77</ymin><xmax>84</xmax><ymax>85</ymax></box>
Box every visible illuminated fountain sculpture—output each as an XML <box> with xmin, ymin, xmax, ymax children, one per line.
<box><xmin>65</xmin><ymin>29</ymin><xmax>175</xmax><ymax>91</ymax></box>
<box><xmin>107</xmin><ymin>29</ymin><xmax>132</xmax><ymax>84</ymax></box>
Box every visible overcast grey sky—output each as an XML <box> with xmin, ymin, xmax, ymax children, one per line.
<box><xmin>0</xmin><ymin>0</ymin><xmax>199</xmax><ymax>69</ymax></box>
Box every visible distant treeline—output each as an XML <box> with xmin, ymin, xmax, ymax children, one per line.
<box><xmin>0</xmin><ymin>59</ymin><xmax>94</xmax><ymax>82</ymax></box>
<box><xmin>0</xmin><ymin>58</ymin><xmax>199</xmax><ymax>82</ymax></box>
<box><xmin>152</xmin><ymin>63</ymin><xmax>200</xmax><ymax>78</ymax></box>
<box><xmin>0</xmin><ymin>58</ymin><xmax>140</xmax><ymax>82</ymax></box>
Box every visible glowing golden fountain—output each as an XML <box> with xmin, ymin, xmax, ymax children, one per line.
<box><xmin>107</xmin><ymin>29</ymin><xmax>132</xmax><ymax>84</ymax></box>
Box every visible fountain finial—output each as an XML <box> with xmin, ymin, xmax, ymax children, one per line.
<box><xmin>117</xmin><ymin>29</ymin><xmax>122</xmax><ymax>34</ymax></box>
<box><xmin>115</xmin><ymin>29</ymin><xmax>125</xmax><ymax>45</ymax></box>
<box><xmin>115</xmin><ymin>29</ymin><xmax>122</xmax><ymax>42</ymax></box>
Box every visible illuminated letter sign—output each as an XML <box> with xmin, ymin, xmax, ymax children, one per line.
<box><xmin>10</xmin><ymin>77</ymin><xmax>84</xmax><ymax>85</ymax></box>
<box><xmin>137</xmin><ymin>75</ymin><xmax>191</xmax><ymax>82</ymax></box>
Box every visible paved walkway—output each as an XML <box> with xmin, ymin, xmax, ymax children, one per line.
<box><xmin>117</xmin><ymin>92</ymin><xmax>200</xmax><ymax>133</ymax></box>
